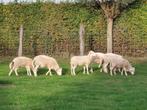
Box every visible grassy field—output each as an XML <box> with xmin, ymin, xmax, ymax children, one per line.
<box><xmin>0</xmin><ymin>58</ymin><xmax>147</xmax><ymax>110</ymax></box>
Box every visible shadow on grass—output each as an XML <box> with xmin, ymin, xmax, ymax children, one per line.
<box><xmin>34</xmin><ymin>67</ymin><xmax>69</xmax><ymax>76</ymax></box>
<box><xmin>0</xmin><ymin>80</ymin><xmax>14</xmax><ymax>88</ymax></box>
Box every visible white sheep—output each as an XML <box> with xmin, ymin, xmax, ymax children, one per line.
<box><xmin>88</xmin><ymin>51</ymin><xmax>108</xmax><ymax>73</ymax></box>
<box><xmin>88</xmin><ymin>51</ymin><xmax>123</xmax><ymax>75</ymax></box>
<box><xmin>88</xmin><ymin>51</ymin><xmax>103</xmax><ymax>67</ymax></box>
<box><xmin>32</xmin><ymin>55</ymin><xmax>62</xmax><ymax>77</ymax></box>
<box><xmin>8</xmin><ymin>56</ymin><xmax>33</xmax><ymax>76</ymax></box>
<box><xmin>109</xmin><ymin>58</ymin><xmax>135</xmax><ymax>76</ymax></box>
<box><xmin>87</xmin><ymin>51</ymin><xmax>135</xmax><ymax>76</ymax></box>
<box><xmin>103</xmin><ymin>53</ymin><xmax>124</xmax><ymax>75</ymax></box>
<box><xmin>97</xmin><ymin>53</ymin><xmax>135</xmax><ymax>76</ymax></box>
<box><xmin>70</xmin><ymin>54</ymin><xmax>94</xmax><ymax>75</ymax></box>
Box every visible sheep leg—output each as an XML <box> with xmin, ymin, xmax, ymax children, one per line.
<box><xmin>26</xmin><ymin>67</ymin><xmax>31</xmax><ymax>76</ymax></box>
<box><xmin>26</xmin><ymin>68</ymin><xmax>29</xmax><ymax>76</ymax></box>
<box><xmin>121</xmin><ymin>69</ymin><xmax>124</xmax><ymax>75</ymax></box>
<box><xmin>100</xmin><ymin>68</ymin><xmax>103</xmax><ymax>72</ymax></box>
<box><xmin>14</xmin><ymin>68</ymin><xmax>18</xmax><ymax>76</ymax></box>
<box><xmin>71</xmin><ymin>65</ymin><xmax>74</xmax><ymax>75</ymax></box>
<box><xmin>109</xmin><ymin>63</ymin><xmax>114</xmax><ymax>76</ymax></box>
<box><xmin>124</xmin><ymin>71</ymin><xmax>128</xmax><ymax>76</ymax></box>
<box><xmin>123</xmin><ymin>68</ymin><xmax>128</xmax><ymax>76</ymax></box>
<box><xmin>28</xmin><ymin>68</ymin><xmax>32</xmax><ymax>76</ymax></box>
<box><xmin>71</xmin><ymin>66</ymin><xmax>73</xmax><ymax>75</ymax></box>
<box><xmin>98</xmin><ymin>59</ymin><xmax>103</xmax><ymax>68</ymax></box>
<box><xmin>110</xmin><ymin>70</ymin><xmax>113</xmax><ymax>76</ymax></box>
<box><xmin>110</xmin><ymin>67</ymin><xmax>113</xmax><ymax>76</ymax></box>
<box><xmin>49</xmin><ymin>72</ymin><xmax>52</xmax><ymax>76</ymax></box>
<box><xmin>73</xmin><ymin>66</ymin><xmax>76</xmax><ymax>75</ymax></box>
<box><xmin>33</xmin><ymin>65</ymin><xmax>39</xmax><ymax>77</ymax></box>
<box><xmin>27</xmin><ymin>70</ymin><xmax>30</xmax><ymax>76</ymax></box>
<box><xmin>90</xmin><ymin>68</ymin><xmax>93</xmax><ymax>73</ymax></box>
<box><xmin>46</xmin><ymin>68</ymin><xmax>52</xmax><ymax>76</ymax></box>
<box><xmin>113</xmin><ymin>68</ymin><xmax>117</xmax><ymax>75</ymax></box>
<box><xmin>8</xmin><ymin>69</ymin><xmax>14</xmax><ymax>76</ymax></box>
<box><xmin>86</xmin><ymin>65</ymin><xmax>89</xmax><ymax>75</ymax></box>
<box><xmin>104</xmin><ymin>63</ymin><xmax>109</xmax><ymax>73</ymax></box>
<box><xmin>83</xmin><ymin>66</ymin><xmax>85</xmax><ymax>74</ymax></box>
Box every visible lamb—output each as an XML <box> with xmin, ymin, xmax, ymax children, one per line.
<box><xmin>70</xmin><ymin>54</ymin><xmax>94</xmax><ymax>75</ymax></box>
<box><xmin>32</xmin><ymin>55</ymin><xmax>62</xmax><ymax>77</ymax></box>
<box><xmin>8</xmin><ymin>56</ymin><xmax>33</xmax><ymax>76</ymax></box>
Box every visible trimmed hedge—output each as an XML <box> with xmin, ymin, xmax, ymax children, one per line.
<box><xmin>0</xmin><ymin>0</ymin><xmax>146</xmax><ymax>57</ymax></box>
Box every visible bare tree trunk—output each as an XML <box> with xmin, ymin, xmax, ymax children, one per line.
<box><xmin>79</xmin><ymin>23</ymin><xmax>85</xmax><ymax>56</ymax></box>
<box><xmin>18</xmin><ymin>25</ymin><xmax>23</xmax><ymax>57</ymax></box>
<box><xmin>107</xmin><ymin>18</ymin><xmax>113</xmax><ymax>53</ymax></box>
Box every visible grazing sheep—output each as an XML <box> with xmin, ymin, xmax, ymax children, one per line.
<box><xmin>70</xmin><ymin>54</ymin><xmax>94</xmax><ymax>75</ymax></box>
<box><xmin>8</xmin><ymin>56</ymin><xmax>33</xmax><ymax>76</ymax></box>
<box><xmin>103</xmin><ymin>53</ymin><xmax>124</xmax><ymax>75</ymax></box>
<box><xmin>87</xmin><ymin>51</ymin><xmax>135</xmax><ymax>76</ymax></box>
<box><xmin>88</xmin><ymin>51</ymin><xmax>124</xmax><ymax>75</ymax></box>
<box><xmin>110</xmin><ymin>58</ymin><xmax>135</xmax><ymax>76</ymax></box>
<box><xmin>32</xmin><ymin>55</ymin><xmax>62</xmax><ymax>77</ymax></box>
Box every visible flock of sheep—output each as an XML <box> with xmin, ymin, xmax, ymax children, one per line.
<box><xmin>8</xmin><ymin>51</ymin><xmax>135</xmax><ymax>77</ymax></box>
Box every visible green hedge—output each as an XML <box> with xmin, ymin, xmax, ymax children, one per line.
<box><xmin>0</xmin><ymin>0</ymin><xmax>146</xmax><ymax>57</ymax></box>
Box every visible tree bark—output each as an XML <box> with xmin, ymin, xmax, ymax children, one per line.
<box><xmin>18</xmin><ymin>25</ymin><xmax>23</xmax><ymax>56</ymax></box>
<box><xmin>107</xmin><ymin>17</ymin><xmax>113</xmax><ymax>53</ymax></box>
<box><xmin>79</xmin><ymin>23</ymin><xmax>85</xmax><ymax>56</ymax></box>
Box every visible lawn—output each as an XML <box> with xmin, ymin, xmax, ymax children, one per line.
<box><xmin>0</xmin><ymin>58</ymin><xmax>147</xmax><ymax>110</ymax></box>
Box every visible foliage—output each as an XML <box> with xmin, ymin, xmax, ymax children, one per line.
<box><xmin>0</xmin><ymin>0</ymin><xmax>146</xmax><ymax>56</ymax></box>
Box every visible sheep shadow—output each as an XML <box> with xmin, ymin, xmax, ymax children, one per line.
<box><xmin>0</xmin><ymin>80</ymin><xmax>14</xmax><ymax>88</ymax></box>
<box><xmin>36</xmin><ymin>68</ymin><xmax>69</xmax><ymax>76</ymax></box>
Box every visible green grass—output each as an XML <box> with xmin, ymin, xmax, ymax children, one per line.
<box><xmin>0</xmin><ymin>60</ymin><xmax>147</xmax><ymax>110</ymax></box>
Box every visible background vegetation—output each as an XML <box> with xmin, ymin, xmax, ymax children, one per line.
<box><xmin>0</xmin><ymin>0</ymin><xmax>146</xmax><ymax>57</ymax></box>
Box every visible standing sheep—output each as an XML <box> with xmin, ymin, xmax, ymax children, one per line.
<box><xmin>32</xmin><ymin>55</ymin><xmax>62</xmax><ymax>77</ymax></box>
<box><xmin>70</xmin><ymin>54</ymin><xmax>94</xmax><ymax>75</ymax></box>
<box><xmin>8</xmin><ymin>56</ymin><xmax>33</xmax><ymax>76</ymax></box>
<box><xmin>88</xmin><ymin>51</ymin><xmax>108</xmax><ymax>73</ymax></box>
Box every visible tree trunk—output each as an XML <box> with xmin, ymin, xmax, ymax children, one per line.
<box><xmin>79</xmin><ymin>23</ymin><xmax>85</xmax><ymax>56</ymax></box>
<box><xmin>18</xmin><ymin>25</ymin><xmax>23</xmax><ymax>57</ymax></box>
<box><xmin>107</xmin><ymin>17</ymin><xmax>113</xmax><ymax>53</ymax></box>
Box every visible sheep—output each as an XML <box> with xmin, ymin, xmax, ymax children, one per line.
<box><xmin>70</xmin><ymin>54</ymin><xmax>94</xmax><ymax>75</ymax></box>
<box><xmin>88</xmin><ymin>51</ymin><xmax>104</xmax><ymax>68</ymax></box>
<box><xmin>109</xmin><ymin>58</ymin><xmax>135</xmax><ymax>76</ymax></box>
<box><xmin>88</xmin><ymin>51</ymin><xmax>108</xmax><ymax>73</ymax></box>
<box><xmin>87</xmin><ymin>51</ymin><xmax>135</xmax><ymax>76</ymax></box>
<box><xmin>32</xmin><ymin>55</ymin><xmax>62</xmax><ymax>77</ymax></box>
<box><xmin>8</xmin><ymin>56</ymin><xmax>33</xmax><ymax>76</ymax></box>
<box><xmin>96</xmin><ymin>53</ymin><xmax>135</xmax><ymax>76</ymax></box>
<box><xmin>88</xmin><ymin>51</ymin><xmax>123</xmax><ymax>75</ymax></box>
